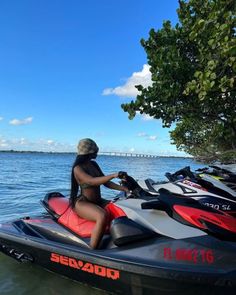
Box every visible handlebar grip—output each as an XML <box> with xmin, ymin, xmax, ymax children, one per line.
<box><xmin>118</xmin><ymin>171</ymin><xmax>128</xmax><ymax>179</ymax></box>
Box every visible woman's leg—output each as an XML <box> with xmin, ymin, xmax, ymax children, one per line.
<box><xmin>74</xmin><ymin>201</ymin><xmax>108</xmax><ymax>249</ymax></box>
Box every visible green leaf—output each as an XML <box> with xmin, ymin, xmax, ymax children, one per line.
<box><xmin>208</xmin><ymin>39</ymin><xmax>215</xmax><ymax>46</ymax></box>
<box><xmin>210</xmin><ymin>73</ymin><xmax>216</xmax><ymax>80</ymax></box>
<box><xmin>220</xmin><ymin>24</ymin><xmax>227</xmax><ymax>31</ymax></box>
<box><xmin>229</xmin><ymin>78</ymin><xmax>234</xmax><ymax>88</ymax></box>
<box><xmin>198</xmin><ymin>19</ymin><xmax>205</xmax><ymax>26</ymax></box>
<box><xmin>194</xmin><ymin>71</ymin><xmax>201</xmax><ymax>78</ymax></box>
<box><xmin>210</xmin><ymin>81</ymin><xmax>215</xmax><ymax>87</ymax></box>
<box><xmin>189</xmin><ymin>31</ymin><xmax>197</xmax><ymax>40</ymax></box>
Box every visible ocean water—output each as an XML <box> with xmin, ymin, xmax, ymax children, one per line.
<box><xmin>0</xmin><ymin>152</ymin><xmax>204</xmax><ymax>295</ymax></box>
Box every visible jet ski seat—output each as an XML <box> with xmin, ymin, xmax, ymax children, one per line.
<box><xmin>42</xmin><ymin>192</ymin><xmax>126</xmax><ymax>238</ymax></box>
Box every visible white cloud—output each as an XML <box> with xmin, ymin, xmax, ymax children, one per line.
<box><xmin>0</xmin><ymin>136</ymin><xmax>75</xmax><ymax>152</ymax></box>
<box><xmin>0</xmin><ymin>138</ymin><xmax>8</xmax><ymax>147</ymax></box>
<box><xmin>102</xmin><ymin>64</ymin><xmax>152</xmax><ymax>98</ymax></box>
<box><xmin>0</xmin><ymin>135</ymin><xmax>189</xmax><ymax>157</ymax></box>
<box><xmin>137</xmin><ymin>132</ymin><xmax>147</xmax><ymax>137</ymax></box>
<box><xmin>20</xmin><ymin>138</ymin><xmax>27</xmax><ymax>145</ymax></box>
<box><xmin>47</xmin><ymin>140</ymin><xmax>54</xmax><ymax>145</ymax></box>
<box><xmin>140</xmin><ymin>113</ymin><xmax>154</xmax><ymax>121</ymax></box>
<box><xmin>9</xmin><ymin>117</ymin><xmax>33</xmax><ymax>126</ymax></box>
<box><xmin>135</xmin><ymin>111</ymin><xmax>154</xmax><ymax>121</ymax></box>
<box><xmin>0</xmin><ymin>117</ymin><xmax>3</xmax><ymax>121</ymax></box>
<box><xmin>148</xmin><ymin>135</ymin><xmax>157</xmax><ymax>141</ymax></box>
<box><xmin>137</xmin><ymin>132</ymin><xmax>158</xmax><ymax>141</ymax></box>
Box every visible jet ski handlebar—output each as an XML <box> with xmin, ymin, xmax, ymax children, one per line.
<box><xmin>118</xmin><ymin>171</ymin><xmax>128</xmax><ymax>179</ymax></box>
<box><xmin>119</xmin><ymin>173</ymin><xmax>152</xmax><ymax>199</ymax></box>
<box><xmin>165</xmin><ymin>166</ymin><xmax>197</xmax><ymax>182</ymax></box>
<box><xmin>195</xmin><ymin>167</ymin><xmax>209</xmax><ymax>173</ymax></box>
<box><xmin>120</xmin><ymin>174</ymin><xmax>139</xmax><ymax>191</ymax></box>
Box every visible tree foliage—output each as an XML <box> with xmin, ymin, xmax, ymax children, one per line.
<box><xmin>121</xmin><ymin>0</ymin><xmax>236</xmax><ymax>162</ymax></box>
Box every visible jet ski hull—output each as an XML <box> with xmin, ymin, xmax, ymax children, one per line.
<box><xmin>0</xmin><ymin>217</ymin><xmax>235</xmax><ymax>295</ymax></box>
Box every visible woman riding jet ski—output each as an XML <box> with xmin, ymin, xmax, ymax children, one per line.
<box><xmin>0</xmin><ymin>175</ymin><xmax>235</xmax><ymax>295</ymax></box>
<box><xmin>138</xmin><ymin>166</ymin><xmax>236</xmax><ymax>217</ymax></box>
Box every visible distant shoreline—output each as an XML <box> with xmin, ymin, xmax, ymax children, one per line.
<box><xmin>0</xmin><ymin>149</ymin><xmax>74</xmax><ymax>155</ymax></box>
<box><xmin>0</xmin><ymin>150</ymin><xmax>192</xmax><ymax>159</ymax></box>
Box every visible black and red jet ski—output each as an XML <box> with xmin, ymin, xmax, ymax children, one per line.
<box><xmin>0</xmin><ymin>177</ymin><xmax>236</xmax><ymax>295</ymax></box>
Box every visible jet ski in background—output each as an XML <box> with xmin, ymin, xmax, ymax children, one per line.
<box><xmin>0</xmin><ymin>174</ymin><xmax>235</xmax><ymax>294</ymax></box>
<box><xmin>196</xmin><ymin>165</ymin><xmax>236</xmax><ymax>192</ymax></box>
<box><xmin>166</xmin><ymin>166</ymin><xmax>236</xmax><ymax>197</ymax></box>
<box><xmin>138</xmin><ymin>166</ymin><xmax>236</xmax><ymax>217</ymax></box>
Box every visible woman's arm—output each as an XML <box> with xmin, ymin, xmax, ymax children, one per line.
<box><xmin>74</xmin><ymin>166</ymin><xmax>118</xmax><ymax>186</ymax></box>
<box><xmin>104</xmin><ymin>181</ymin><xmax>129</xmax><ymax>192</ymax></box>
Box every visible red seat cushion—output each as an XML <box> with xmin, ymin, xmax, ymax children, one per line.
<box><xmin>55</xmin><ymin>199</ymin><xmax>126</xmax><ymax>238</ymax></box>
<box><xmin>48</xmin><ymin>197</ymin><xmax>69</xmax><ymax>215</ymax></box>
<box><xmin>105</xmin><ymin>202</ymin><xmax>126</xmax><ymax>221</ymax></box>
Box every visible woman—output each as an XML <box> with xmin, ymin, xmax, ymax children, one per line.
<box><xmin>70</xmin><ymin>138</ymin><xmax>129</xmax><ymax>249</ymax></box>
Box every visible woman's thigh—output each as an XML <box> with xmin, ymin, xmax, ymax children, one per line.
<box><xmin>75</xmin><ymin>201</ymin><xmax>106</xmax><ymax>222</ymax></box>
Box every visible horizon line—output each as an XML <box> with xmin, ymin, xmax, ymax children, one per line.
<box><xmin>0</xmin><ymin>149</ymin><xmax>192</xmax><ymax>159</ymax></box>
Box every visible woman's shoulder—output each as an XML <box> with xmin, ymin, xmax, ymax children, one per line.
<box><xmin>73</xmin><ymin>160</ymin><xmax>103</xmax><ymax>177</ymax></box>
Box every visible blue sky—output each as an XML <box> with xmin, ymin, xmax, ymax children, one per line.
<box><xmin>0</xmin><ymin>0</ymin><xmax>187</xmax><ymax>156</ymax></box>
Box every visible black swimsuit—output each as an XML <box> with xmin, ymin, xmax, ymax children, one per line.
<box><xmin>75</xmin><ymin>161</ymin><xmax>105</xmax><ymax>204</ymax></box>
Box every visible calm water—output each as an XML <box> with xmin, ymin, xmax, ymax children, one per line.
<box><xmin>0</xmin><ymin>152</ymin><xmax>204</xmax><ymax>295</ymax></box>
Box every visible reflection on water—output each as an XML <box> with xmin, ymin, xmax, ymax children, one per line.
<box><xmin>0</xmin><ymin>255</ymin><xmax>106</xmax><ymax>295</ymax></box>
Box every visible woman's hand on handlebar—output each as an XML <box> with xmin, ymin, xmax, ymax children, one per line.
<box><xmin>118</xmin><ymin>171</ymin><xmax>128</xmax><ymax>179</ymax></box>
<box><xmin>111</xmin><ymin>171</ymin><xmax>127</xmax><ymax>179</ymax></box>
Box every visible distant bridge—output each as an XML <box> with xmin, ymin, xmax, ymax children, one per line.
<box><xmin>99</xmin><ymin>151</ymin><xmax>159</xmax><ymax>158</ymax></box>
